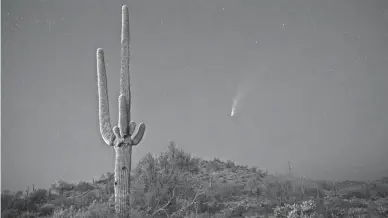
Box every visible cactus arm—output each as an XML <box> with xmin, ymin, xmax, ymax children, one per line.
<box><xmin>113</xmin><ymin>126</ymin><xmax>121</xmax><ymax>139</ymax></box>
<box><xmin>118</xmin><ymin>95</ymin><xmax>128</xmax><ymax>138</ymax></box>
<box><xmin>120</xmin><ymin>5</ymin><xmax>131</xmax><ymax>129</ymax></box>
<box><xmin>132</xmin><ymin>123</ymin><xmax>146</xmax><ymax>145</ymax></box>
<box><xmin>96</xmin><ymin>48</ymin><xmax>115</xmax><ymax>146</ymax></box>
<box><xmin>129</xmin><ymin>121</ymin><xmax>136</xmax><ymax>135</ymax></box>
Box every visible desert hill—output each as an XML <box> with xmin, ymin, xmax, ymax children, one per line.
<box><xmin>2</xmin><ymin>142</ymin><xmax>388</xmax><ymax>217</ymax></box>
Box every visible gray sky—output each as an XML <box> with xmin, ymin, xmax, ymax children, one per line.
<box><xmin>2</xmin><ymin>0</ymin><xmax>388</xmax><ymax>191</ymax></box>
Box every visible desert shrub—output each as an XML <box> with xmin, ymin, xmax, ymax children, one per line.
<box><xmin>249</xmin><ymin>166</ymin><xmax>257</xmax><ymax>173</ymax></box>
<box><xmin>2</xmin><ymin>209</ymin><xmax>20</xmax><ymax>218</ymax></box>
<box><xmin>377</xmin><ymin>205</ymin><xmax>388</xmax><ymax>217</ymax></box>
<box><xmin>98</xmin><ymin>172</ymin><xmax>114</xmax><ymax>184</ymax></box>
<box><xmin>261</xmin><ymin>178</ymin><xmax>324</xmax><ymax>205</ymax></box>
<box><xmin>244</xmin><ymin>173</ymin><xmax>267</xmax><ymax>197</ymax></box>
<box><xmin>38</xmin><ymin>203</ymin><xmax>56</xmax><ymax>216</ymax></box>
<box><xmin>262</xmin><ymin>181</ymin><xmax>293</xmax><ymax>204</ymax></box>
<box><xmin>195</xmin><ymin>193</ymin><xmax>224</xmax><ymax>215</ymax></box>
<box><xmin>225</xmin><ymin>160</ymin><xmax>235</xmax><ymax>169</ymax></box>
<box><xmin>28</xmin><ymin>188</ymin><xmax>48</xmax><ymax>205</ymax></box>
<box><xmin>273</xmin><ymin>199</ymin><xmax>318</xmax><ymax>218</ymax></box>
<box><xmin>1</xmin><ymin>190</ymin><xmax>25</xmax><ymax>212</ymax></box>
<box><xmin>339</xmin><ymin>182</ymin><xmax>388</xmax><ymax>200</ymax></box>
<box><xmin>158</xmin><ymin>141</ymin><xmax>200</xmax><ymax>174</ymax></box>
<box><xmin>51</xmin><ymin>199</ymin><xmax>116</xmax><ymax>218</ymax></box>
<box><xmin>315</xmin><ymin>180</ymin><xmax>336</xmax><ymax>191</ymax></box>
<box><xmin>132</xmin><ymin>142</ymin><xmax>206</xmax><ymax>216</ymax></box>
<box><xmin>238</xmin><ymin>164</ymin><xmax>249</xmax><ymax>170</ymax></box>
<box><xmin>74</xmin><ymin>182</ymin><xmax>94</xmax><ymax>193</ymax></box>
<box><xmin>50</xmin><ymin>180</ymin><xmax>75</xmax><ymax>196</ymax></box>
<box><xmin>51</xmin><ymin>205</ymin><xmax>81</xmax><ymax>218</ymax></box>
<box><xmin>78</xmin><ymin>200</ymin><xmax>116</xmax><ymax>218</ymax></box>
<box><xmin>341</xmin><ymin>186</ymin><xmax>370</xmax><ymax>199</ymax></box>
<box><xmin>206</xmin><ymin>159</ymin><xmax>223</xmax><ymax>172</ymax></box>
<box><xmin>302</xmin><ymin>186</ymin><xmax>325</xmax><ymax>199</ymax></box>
<box><xmin>74</xmin><ymin>189</ymin><xmax>101</xmax><ymax>208</ymax></box>
<box><xmin>17</xmin><ymin>211</ymin><xmax>41</xmax><ymax>218</ymax></box>
<box><xmin>210</xmin><ymin>183</ymin><xmax>245</xmax><ymax>202</ymax></box>
<box><xmin>367</xmin><ymin>182</ymin><xmax>388</xmax><ymax>198</ymax></box>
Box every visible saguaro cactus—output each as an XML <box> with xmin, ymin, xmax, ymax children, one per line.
<box><xmin>96</xmin><ymin>5</ymin><xmax>146</xmax><ymax>217</ymax></box>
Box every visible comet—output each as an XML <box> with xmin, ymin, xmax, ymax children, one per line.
<box><xmin>230</xmin><ymin>92</ymin><xmax>242</xmax><ymax>117</ymax></box>
<box><xmin>230</xmin><ymin>82</ymin><xmax>253</xmax><ymax>117</ymax></box>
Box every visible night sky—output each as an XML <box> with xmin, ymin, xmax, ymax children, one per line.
<box><xmin>2</xmin><ymin>0</ymin><xmax>388</xmax><ymax>191</ymax></box>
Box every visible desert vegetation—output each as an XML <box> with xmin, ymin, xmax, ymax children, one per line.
<box><xmin>2</xmin><ymin>142</ymin><xmax>388</xmax><ymax>218</ymax></box>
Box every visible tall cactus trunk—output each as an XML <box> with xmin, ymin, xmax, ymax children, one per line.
<box><xmin>96</xmin><ymin>5</ymin><xmax>146</xmax><ymax>218</ymax></box>
<box><xmin>114</xmin><ymin>143</ymin><xmax>132</xmax><ymax>216</ymax></box>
